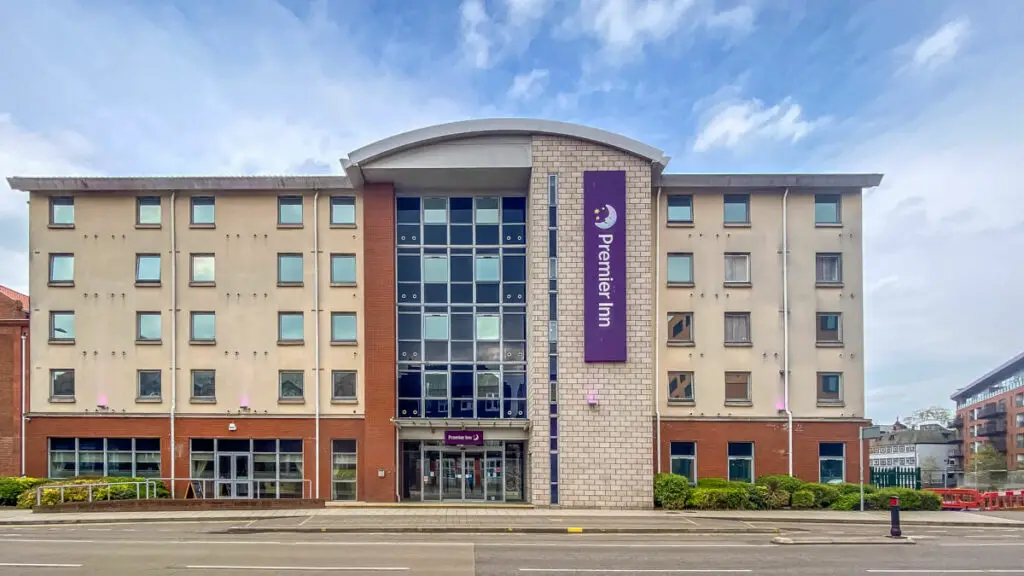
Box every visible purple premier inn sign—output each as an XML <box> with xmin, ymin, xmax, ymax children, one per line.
<box><xmin>444</xmin><ymin>430</ymin><xmax>484</xmax><ymax>446</ymax></box>
<box><xmin>583</xmin><ymin>170</ymin><xmax>628</xmax><ymax>363</ymax></box>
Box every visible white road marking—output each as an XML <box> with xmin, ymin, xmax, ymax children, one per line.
<box><xmin>0</xmin><ymin>563</ymin><xmax>81</xmax><ymax>568</ymax></box>
<box><xmin>297</xmin><ymin>516</ymin><xmax>313</xmax><ymax>526</ymax></box>
<box><xmin>519</xmin><ymin>570</ymin><xmax>751</xmax><ymax>574</ymax></box>
<box><xmin>0</xmin><ymin>537</ymin><xmax>473</xmax><ymax>547</ymax></box>
<box><xmin>966</xmin><ymin>535</ymin><xmax>1024</xmax><ymax>538</ymax></box>
<box><xmin>186</xmin><ymin>566</ymin><xmax>408</xmax><ymax>572</ymax></box>
<box><xmin>939</xmin><ymin>543</ymin><xmax>1024</xmax><ymax>547</ymax></box>
<box><xmin>866</xmin><ymin>571</ymin><xmax>1024</xmax><ymax>573</ymax></box>
<box><xmin>86</xmin><ymin>528</ymin><xmax>112</xmax><ymax>532</ymax></box>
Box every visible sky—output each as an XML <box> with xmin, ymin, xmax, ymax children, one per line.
<box><xmin>0</xmin><ymin>0</ymin><xmax>1021</xmax><ymax>424</ymax></box>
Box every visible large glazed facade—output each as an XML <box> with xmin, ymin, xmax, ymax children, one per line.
<box><xmin>8</xmin><ymin>119</ymin><xmax>881</xmax><ymax>507</ymax></box>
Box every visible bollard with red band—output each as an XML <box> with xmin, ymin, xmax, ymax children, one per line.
<box><xmin>888</xmin><ymin>496</ymin><xmax>902</xmax><ymax>538</ymax></box>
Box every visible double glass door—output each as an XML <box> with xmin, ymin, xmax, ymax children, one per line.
<box><xmin>424</xmin><ymin>449</ymin><xmax>503</xmax><ymax>501</ymax></box>
<box><xmin>216</xmin><ymin>453</ymin><xmax>251</xmax><ymax>498</ymax></box>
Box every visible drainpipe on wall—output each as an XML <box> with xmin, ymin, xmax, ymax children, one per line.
<box><xmin>313</xmin><ymin>189</ymin><xmax>321</xmax><ymax>500</ymax></box>
<box><xmin>782</xmin><ymin>187</ymin><xmax>793</xmax><ymax>476</ymax></box>
<box><xmin>20</xmin><ymin>330</ymin><xmax>26</xmax><ymax>477</ymax></box>
<box><xmin>654</xmin><ymin>185</ymin><xmax>663</xmax><ymax>474</ymax></box>
<box><xmin>169</xmin><ymin>191</ymin><xmax>178</xmax><ymax>495</ymax></box>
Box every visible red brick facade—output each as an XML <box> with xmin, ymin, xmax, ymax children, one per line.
<box><xmin>957</xmin><ymin>390</ymin><xmax>1024</xmax><ymax>471</ymax></box>
<box><xmin>0</xmin><ymin>287</ymin><xmax>29</xmax><ymax>477</ymax></box>
<box><xmin>658</xmin><ymin>419</ymin><xmax>869</xmax><ymax>483</ymax></box>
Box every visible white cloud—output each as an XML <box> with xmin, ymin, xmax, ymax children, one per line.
<box><xmin>508</xmin><ymin>69</ymin><xmax>550</xmax><ymax>100</ymax></box>
<box><xmin>910</xmin><ymin>18</ymin><xmax>971</xmax><ymax>71</ymax></box>
<box><xmin>506</xmin><ymin>0</ymin><xmax>550</xmax><ymax>24</ymax></box>
<box><xmin>566</xmin><ymin>0</ymin><xmax>696</xmax><ymax>62</ymax></box>
<box><xmin>692</xmin><ymin>96</ymin><xmax>825</xmax><ymax>152</ymax></box>
<box><xmin>459</xmin><ymin>0</ymin><xmax>550</xmax><ymax>69</ymax></box>
<box><xmin>705</xmin><ymin>4</ymin><xmax>756</xmax><ymax>36</ymax></box>
<box><xmin>460</xmin><ymin>0</ymin><xmax>493</xmax><ymax>68</ymax></box>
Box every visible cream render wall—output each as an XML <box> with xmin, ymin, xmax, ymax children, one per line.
<box><xmin>28</xmin><ymin>190</ymin><xmax>366</xmax><ymax>416</ymax></box>
<box><xmin>528</xmin><ymin>135</ymin><xmax>654</xmax><ymax>508</ymax></box>
<box><xmin>657</xmin><ymin>189</ymin><xmax>865</xmax><ymax>420</ymax></box>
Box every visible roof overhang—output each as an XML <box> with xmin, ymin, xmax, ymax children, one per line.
<box><xmin>6</xmin><ymin>176</ymin><xmax>353</xmax><ymax>193</ymax></box>
<box><xmin>951</xmin><ymin>350</ymin><xmax>1024</xmax><ymax>402</ymax></box>
<box><xmin>659</xmin><ymin>173</ymin><xmax>884</xmax><ymax>189</ymax></box>
<box><xmin>341</xmin><ymin>118</ymin><xmax>670</xmax><ymax>189</ymax></box>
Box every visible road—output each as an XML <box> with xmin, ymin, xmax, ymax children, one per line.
<box><xmin>0</xmin><ymin>521</ymin><xmax>1023</xmax><ymax>575</ymax></box>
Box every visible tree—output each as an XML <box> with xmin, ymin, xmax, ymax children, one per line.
<box><xmin>902</xmin><ymin>406</ymin><xmax>954</xmax><ymax>428</ymax></box>
<box><xmin>972</xmin><ymin>444</ymin><xmax>1005</xmax><ymax>473</ymax></box>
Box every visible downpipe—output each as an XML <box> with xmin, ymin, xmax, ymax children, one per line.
<box><xmin>654</xmin><ymin>185</ymin><xmax>663</xmax><ymax>473</ymax></box>
<box><xmin>20</xmin><ymin>331</ymin><xmax>26</xmax><ymax>476</ymax></box>
<box><xmin>782</xmin><ymin>187</ymin><xmax>793</xmax><ymax>476</ymax></box>
<box><xmin>169</xmin><ymin>191</ymin><xmax>178</xmax><ymax>495</ymax></box>
<box><xmin>313</xmin><ymin>190</ymin><xmax>321</xmax><ymax>499</ymax></box>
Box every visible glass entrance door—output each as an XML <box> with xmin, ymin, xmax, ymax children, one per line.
<box><xmin>441</xmin><ymin>454</ymin><xmax>461</xmax><ymax>500</ymax></box>
<box><xmin>463</xmin><ymin>452</ymin><xmax>484</xmax><ymax>500</ymax></box>
<box><xmin>216</xmin><ymin>453</ymin><xmax>251</xmax><ymax>498</ymax></box>
<box><xmin>485</xmin><ymin>451</ymin><xmax>503</xmax><ymax>502</ymax></box>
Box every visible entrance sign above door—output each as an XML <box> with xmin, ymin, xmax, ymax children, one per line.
<box><xmin>444</xmin><ymin>430</ymin><xmax>484</xmax><ymax>446</ymax></box>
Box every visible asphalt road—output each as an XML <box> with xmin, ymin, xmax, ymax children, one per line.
<box><xmin>0</xmin><ymin>522</ymin><xmax>1023</xmax><ymax>575</ymax></box>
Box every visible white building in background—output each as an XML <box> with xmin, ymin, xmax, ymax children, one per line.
<box><xmin>869</xmin><ymin>427</ymin><xmax>962</xmax><ymax>487</ymax></box>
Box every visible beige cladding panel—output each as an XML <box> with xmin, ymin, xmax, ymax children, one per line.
<box><xmin>657</xmin><ymin>189</ymin><xmax>865</xmax><ymax>420</ymax></box>
<box><xmin>28</xmin><ymin>190</ymin><xmax>365</xmax><ymax>416</ymax></box>
<box><xmin>528</xmin><ymin>135</ymin><xmax>654</xmax><ymax>509</ymax></box>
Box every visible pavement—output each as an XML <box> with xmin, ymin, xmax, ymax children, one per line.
<box><xmin>1</xmin><ymin>520</ymin><xmax>1024</xmax><ymax>574</ymax></box>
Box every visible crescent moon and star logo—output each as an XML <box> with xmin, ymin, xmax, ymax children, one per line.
<box><xmin>593</xmin><ymin>204</ymin><xmax>618</xmax><ymax>230</ymax></box>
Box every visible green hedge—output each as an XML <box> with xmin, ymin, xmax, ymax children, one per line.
<box><xmin>829</xmin><ymin>492</ymin><xmax>862</xmax><ymax>510</ymax></box>
<box><xmin>654</xmin><ymin>473</ymin><xmax>691</xmax><ymax>510</ymax></box>
<box><xmin>687</xmin><ymin>487</ymin><xmax>749</xmax><ymax>510</ymax></box>
<box><xmin>830</xmin><ymin>488</ymin><xmax>942</xmax><ymax>511</ymax></box>
<box><xmin>791</xmin><ymin>489</ymin><xmax>816</xmax><ymax>508</ymax></box>
<box><xmin>755</xmin><ymin>474</ymin><xmax>806</xmax><ymax>495</ymax></box>
<box><xmin>15</xmin><ymin>477</ymin><xmax>169</xmax><ymax>509</ymax></box>
<box><xmin>0</xmin><ymin>477</ymin><xmax>48</xmax><ymax>506</ymax></box>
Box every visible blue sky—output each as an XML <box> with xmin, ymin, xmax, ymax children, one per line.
<box><xmin>1</xmin><ymin>0</ymin><xmax>1021</xmax><ymax>423</ymax></box>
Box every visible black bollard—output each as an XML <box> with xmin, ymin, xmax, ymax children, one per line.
<box><xmin>889</xmin><ymin>496</ymin><xmax>902</xmax><ymax>538</ymax></box>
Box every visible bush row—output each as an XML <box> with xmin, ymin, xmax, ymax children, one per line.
<box><xmin>653</xmin><ymin>473</ymin><xmax>941</xmax><ymax>511</ymax></box>
<box><xmin>1</xmin><ymin>477</ymin><xmax>170</xmax><ymax>508</ymax></box>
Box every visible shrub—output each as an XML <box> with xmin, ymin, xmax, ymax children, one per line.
<box><xmin>654</xmin><ymin>473</ymin><xmax>691</xmax><ymax>510</ymax></box>
<box><xmin>870</xmin><ymin>488</ymin><xmax>921</xmax><ymax>511</ymax></box>
<box><xmin>803</xmin><ymin>483</ymin><xmax>841</xmax><ymax>508</ymax></box>
<box><xmin>17</xmin><ymin>477</ymin><xmax>169</xmax><ymax>509</ymax></box>
<box><xmin>686</xmin><ymin>487</ymin><xmax>749</xmax><ymax>510</ymax></box>
<box><xmin>0</xmin><ymin>477</ymin><xmax>47</xmax><ymax>507</ymax></box>
<box><xmin>755</xmin><ymin>474</ymin><xmax>806</xmax><ymax>495</ymax></box>
<box><xmin>696</xmin><ymin>478</ymin><xmax>732</xmax><ymax>489</ymax></box>
<box><xmin>918</xmin><ymin>490</ymin><xmax>942</xmax><ymax>511</ymax></box>
<box><xmin>836</xmin><ymin>482</ymin><xmax>877</xmax><ymax>496</ymax></box>
<box><xmin>767</xmin><ymin>488</ymin><xmax>791</xmax><ymax>509</ymax></box>
<box><xmin>829</xmin><ymin>492</ymin><xmax>863</xmax><ymax>511</ymax></box>
<box><xmin>791</xmin><ymin>489</ymin><xmax>816</xmax><ymax>509</ymax></box>
<box><xmin>749</xmin><ymin>485</ymin><xmax>770</xmax><ymax>510</ymax></box>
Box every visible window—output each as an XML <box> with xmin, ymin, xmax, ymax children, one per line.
<box><xmin>135</xmin><ymin>254</ymin><xmax>161</xmax><ymax>284</ymax></box>
<box><xmin>667</xmin><ymin>253</ymin><xmax>694</xmax><ymax>285</ymax></box>
<box><xmin>48</xmin><ymin>438</ymin><xmax>161</xmax><ymax>479</ymax></box>
<box><xmin>476</xmin><ymin>197</ymin><xmax>500</xmax><ymax>224</ymax></box>
<box><xmin>815</xmin><ymin>194</ymin><xmax>841</xmax><ymax>225</ymax></box>
<box><xmin>136</xmin><ymin>196</ymin><xmax>161</xmax><ymax>225</ymax></box>
<box><xmin>1018</xmin><ymin>454</ymin><xmax>1024</xmax><ymax>468</ymax></box>
<box><xmin>725</xmin><ymin>372</ymin><xmax>751</xmax><ymax>403</ymax></box>
<box><xmin>423</xmin><ymin>255</ymin><xmax>449</xmax><ymax>282</ymax></box>
<box><xmin>667</xmin><ymin>195</ymin><xmax>693</xmax><ymax>224</ymax></box>
<box><xmin>331</xmin><ymin>254</ymin><xmax>356</xmax><ymax>284</ymax></box>
<box><xmin>190</xmin><ymin>254</ymin><xmax>215</xmax><ymax>284</ymax></box>
<box><xmin>138</xmin><ymin>371</ymin><xmax>161</xmax><ymax>400</ymax></box>
<box><xmin>49</xmin><ymin>311</ymin><xmax>75</xmax><ymax>342</ymax></box>
<box><xmin>724</xmin><ymin>312</ymin><xmax>751</xmax><ymax>344</ymax></box>
<box><xmin>727</xmin><ymin>442</ymin><xmax>754</xmax><ymax>482</ymax></box>
<box><xmin>670</xmin><ymin>442</ymin><xmax>696</xmax><ymax>482</ymax></box>
<box><xmin>190</xmin><ymin>196</ymin><xmax>215</xmax><ymax>225</ymax></box>
<box><xmin>278</xmin><ymin>196</ymin><xmax>303</xmax><ymax>225</ymax></box>
<box><xmin>332</xmin><ymin>439</ymin><xmax>357</xmax><ymax>501</ymax></box>
<box><xmin>331</xmin><ymin>196</ymin><xmax>356</xmax><ymax>225</ymax></box>
<box><xmin>668</xmin><ymin>372</ymin><xmax>694</xmax><ymax>402</ymax></box>
<box><xmin>424</xmin><ymin>314</ymin><xmax>448</xmax><ymax>340</ymax></box>
<box><xmin>49</xmin><ymin>196</ymin><xmax>74</xmax><ymax>226</ymax></box>
<box><xmin>277</xmin><ymin>253</ymin><xmax>303</xmax><ymax>285</ymax></box>
<box><xmin>190</xmin><ymin>312</ymin><xmax>216</xmax><ymax>342</ymax></box>
<box><xmin>724</xmin><ymin>253</ymin><xmax>750</xmax><ymax>285</ymax></box>
<box><xmin>1017</xmin><ymin>413</ymin><xmax>1024</xmax><ymax>427</ymax></box>
<box><xmin>816</xmin><ymin>253</ymin><xmax>842</xmax><ymax>285</ymax></box>
<box><xmin>817</xmin><ymin>373</ymin><xmax>843</xmax><ymax>404</ymax></box>
<box><xmin>423</xmin><ymin>198</ymin><xmax>447</xmax><ymax>224</ymax></box>
<box><xmin>476</xmin><ymin>314</ymin><xmax>500</xmax><ymax>341</ymax></box>
<box><xmin>667</xmin><ymin>312</ymin><xmax>693</xmax><ymax>344</ymax></box>
<box><xmin>51</xmin><ymin>369</ymin><xmax>75</xmax><ymax>400</ymax></box>
<box><xmin>332</xmin><ymin>371</ymin><xmax>357</xmax><ymax>400</ymax></box>
<box><xmin>49</xmin><ymin>253</ymin><xmax>74</xmax><ymax>284</ymax></box>
<box><xmin>1018</xmin><ymin>393</ymin><xmax>1024</xmax><ymax>408</ymax></box>
<box><xmin>816</xmin><ymin>312</ymin><xmax>842</xmax><ymax>344</ymax></box>
<box><xmin>191</xmin><ymin>370</ymin><xmax>215</xmax><ymax>400</ymax></box>
<box><xmin>723</xmin><ymin>194</ymin><xmax>749</xmax><ymax>224</ymax></box>
<box><xmin>279</xmin><ymin>371</ymin><xmax>304</xmax><ymax>400</ymax></box>
<box><xmin>278</xmin><ymin>312</ymin><xmax>304</xmax><ymax>343</ymax></box>
<box><xmin>136</xmin><ymin>312</ymin><xmax>162</xmax><ymax>342</ymax></box>
<box><xmin>1017</xmin><ymin>433</ymin><xmax>1024</xmax><ymax>450</ymax></box>
<box><xmin>331</xmin><ymin>312</ymin><xmax>357</xmax><ymax>343</ymax></box>
<box><xmin>475</xmin><ymin>255</ymin><xmax>500</xmax><ymax>281</ymax></box>
<box><xmin>819</xmin><ymin>442</ymin><xmax>845</xmax><ymax>483</ymax></box>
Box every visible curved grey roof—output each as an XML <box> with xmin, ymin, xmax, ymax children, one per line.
<box><xmin>343</xmin><ymin>118</ymin><xmax>670</xmax><ymax>170</ymax></box>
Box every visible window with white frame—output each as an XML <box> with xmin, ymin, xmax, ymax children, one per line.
<box><xmin>724</xmin><ymin>253</ymin><xmax>750</xmax><ymax>284</ymax></box>
<box><xmin>724</xmin><ymin>312</ymin><xmax>751</xmax><ymax>344</ymax></box>
<box><xmin>669</xmin><ymin>442</ymin><xmax>697</xmax><ymax>483</ymax></box>
<box><xmin>48</xmin><ymin>438</ymin><xmax>161</xmax><ymax>479</ymax></box>
<box><xmin>331</xmin><ymin>439</ymin><xmax>357</xmax><ymax>500</ymax></box>
<box><xmin>819</xmin><ymin>442</ymin><xmax>845</xmax><ymax>483</ymax></box>
<box><xmin>727</xmin><ymin>442</ymin><xmax>754</xmax><ymax>482</ymax></box>
<box><xmin>816</xmin><ymin>253</ymin><xmax>842</xmax><ymax>284</ymax></box>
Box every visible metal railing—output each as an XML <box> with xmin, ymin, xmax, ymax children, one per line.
<box><xmin>150</xmin><ymin>477</ymin><xmax>314</xmax><ymax>500</ymax></box>
<box><xmin>35</xmin><ymin>480</ymin><xmax>164</xmax><ymax>506</ymax></box>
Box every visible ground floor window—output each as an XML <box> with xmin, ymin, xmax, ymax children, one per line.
<box><xmin>189</xmin><ymin>438</ymin><xmax>304</xmax><ymax>499</ymax></box>
<box><xmin>399</xmin><ymin>440</ymin><xmax>525</xmax><ymax>502</ymax></box>
<box><xmin>727</xmin><ymin>442</ymin><xmax>754</xmax><ymax>483</ymax></box>
<box><xmin>332</xmin><ymin>439</ymin><xmax>357</xmax><ymax>501</ymax></box>
<box><xmin>669</xmin><ymin>442</ymin><xmax>696</xmax><ymax>483</ymax></box>
<box><xmin>48</xmin><ymin>437</ymin><xmax>161</xmax><ymax>479</ymax></box>
<box><xmin>819</xmin><ymin>442</ymin><xmax>845</xmax><ymax>483</ymax></box>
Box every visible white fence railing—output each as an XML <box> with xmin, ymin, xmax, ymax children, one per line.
<box><xmin>35</xmin><ymin>480</ymin><xmax>164</xmax><ymax>506</ymax></box>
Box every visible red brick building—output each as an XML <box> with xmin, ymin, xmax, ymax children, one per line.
<box><xmin>0</xmin><ymin>285</ymin><xmax>29</xmax><ymax>477</ymax></box>
<box><xmin>952</xmin><ymin>351</ymin><xmax>1024</xmax><ymax>472</ymax></box>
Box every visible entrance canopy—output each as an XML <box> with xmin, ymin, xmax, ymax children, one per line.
<box><xmin>340</xmin><ymin>118</ymin><xmax>670</xmax><ymax>189</ymax></box>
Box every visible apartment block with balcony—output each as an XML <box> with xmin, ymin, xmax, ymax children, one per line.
<box><xmin>9</xmin><ymin>118</ymin><xmax>882</xmax><ymax>506</ymax></box>
<box><xmin>952</xmin><ymin>351</ymin><xmax>1024</xmax><ymax>471</ymax></box>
